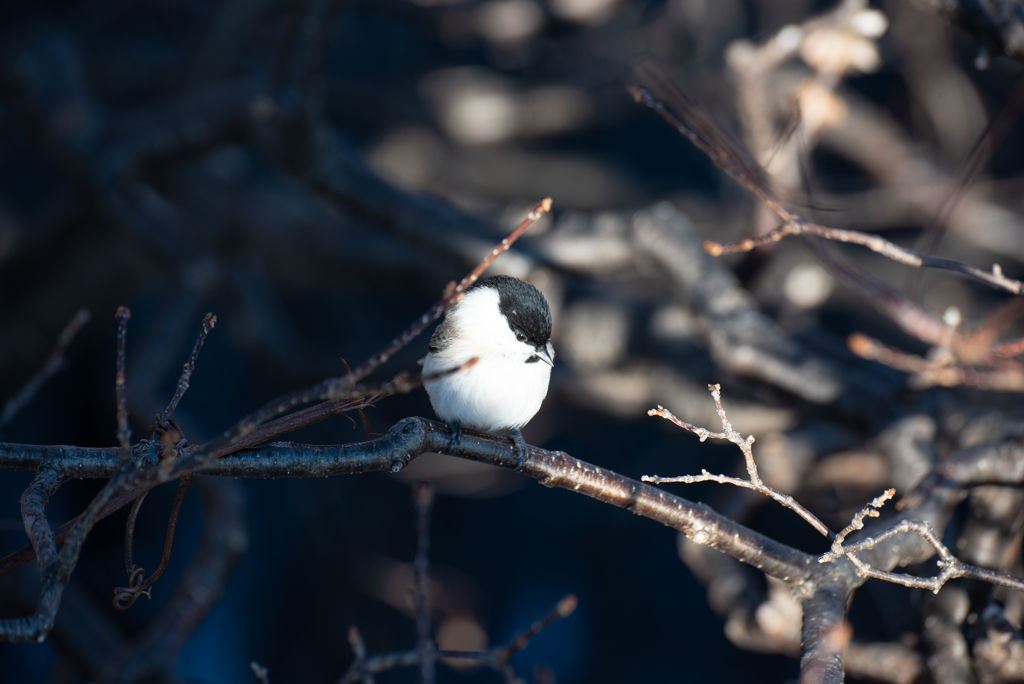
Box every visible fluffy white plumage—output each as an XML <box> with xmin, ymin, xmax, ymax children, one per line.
<box><xmin>422</xmin><ymin>285</ymin><xmax>552</xmax><ymax>433</ymax></box>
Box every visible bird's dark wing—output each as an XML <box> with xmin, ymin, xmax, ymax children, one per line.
<box><xmin>428</xmin><ymin>317</ymin><xmax>454</xmax><ymax>354</ymax></box>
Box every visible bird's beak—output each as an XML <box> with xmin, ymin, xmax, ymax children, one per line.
<box><xmin>535</xmin><ymin>342</ymin><xmax>555</xmax><ymax>367</ymax></box>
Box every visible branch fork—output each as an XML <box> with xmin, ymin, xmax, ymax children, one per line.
<box><xmin>643</xmin><ymin>384</ymin><xmax>831</xmax><ymax>537</ymax></box>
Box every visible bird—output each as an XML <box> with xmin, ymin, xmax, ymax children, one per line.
<box><xmin>422</xmin><ymin>275</ymin><xmax>554</xmax><ymax>467</ymax></box>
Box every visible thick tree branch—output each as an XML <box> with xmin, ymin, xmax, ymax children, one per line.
<box><xmin>0</xmin><ymin>417</ymin><xmax>819</xmax><ymax>591</ymax></box>
<box><xmin>798</xmin><ymin>578</ymin><xmax>851</xmax><ymax>684</ymax></box>
<box><xmin>3</xmin><ymin>418</ymin><xmax>1021</xmax><ymax>684</ymax></box>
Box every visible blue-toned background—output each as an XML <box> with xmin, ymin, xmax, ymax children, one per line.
<box><xmin>2</xmin><ymin>0</ymin><xmax>1023</xmax><ymax>682</ymax></box>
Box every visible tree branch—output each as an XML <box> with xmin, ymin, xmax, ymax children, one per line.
<box><xmin>0</xmin><ymin>417</ymin><xmax>819</xmax><ymax>592</ymax></box>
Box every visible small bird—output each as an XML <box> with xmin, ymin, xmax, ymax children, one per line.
<box><xmin>422</xmin><ymin>275</ymin><xmax>554</xmax><ymax>466</ymax></box>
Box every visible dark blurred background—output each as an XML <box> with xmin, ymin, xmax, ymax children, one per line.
<box><xmin>1</xmin><ymin>0</ymin><xmax>1023</xmax><ymax>682</ymax></box>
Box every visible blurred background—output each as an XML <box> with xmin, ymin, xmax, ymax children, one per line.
<box><xmin>1</xmin><ymin>0</ymin><xmax>1023</xmax><ymax>682</ymax></box>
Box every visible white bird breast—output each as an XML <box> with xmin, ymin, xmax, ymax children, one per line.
<box><xmin>422</xmin><ymin>287</ymin><xmax>552</xmax><ymax>433</ymax></box>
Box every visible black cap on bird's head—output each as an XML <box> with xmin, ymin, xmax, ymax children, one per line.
<box><xmin>470</xmin><ymin>275</ymin><xmax>552</xmax><ymax>349</ymax></box>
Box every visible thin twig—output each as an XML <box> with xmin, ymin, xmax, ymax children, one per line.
<box><xmin>341</xmin><ymin>358</ymin><xmax>377</xmax><ymax>438</ymax></box>
<box><xmin>629</xmin><ymin>65</ymin><xmax>785</xmax><ymax>220</ymax></box>
<box><xmin>820</xmin><ymin>503</ymin><xmax>1024</xmax><ymax>594</ymax></box>
<box><xmin>113</xmin><ymin>312</ymin><xmax>217</xmax><ymax>608</ymax></box>
<box><xmin>807</xmin><ymin>243</ymin><xmax>1024</xmax><ymax>391</ymax></box>
<box><xmin>908</xmin><ymin>70</ymin><xmax>1024</xmax><ymax>295</ymax></box>
<box><xmin>0</xmin><ymin>308</ymin><xmax>91</xmax><ymax>434</ymax></box>
<box><xmin>347</xmin><ymin>626</ymin><xmax>375</xmax><ymax>684</ymax></box>
<box><xmin>201</xmin><ymin>358</ymin><xmax>479</xmax><ymax>464</ymax></box>
<box><xmin>113</xmin><ymin>473</ymin><xmax>193</xmax><ymax>609</ymax></box>
<box><xmin>341</xmin><ymin>592</ymin><xmax>577</xmax><ymax>684</ymax></box>
<box><xmin>98</xmin><ymin>477</ymin><xmax>246</xmax><ymax>679</ymax></box>
<box><xmin>820</xmin><ymin>489</ymin><xmax>895</xmax><ymax>562</ymax></box>
<box><xmin>490</xmin><ymin>594</ymin><xmax>578</xmax><ymax>665</ymax></box>
<box><xmin>161</xmin><ymin>313</ymin><xmax>216</xmax><ymax>422</ymax></box>
<box><xmin>0</xmin><ymin>482</ymin><xmax>152</xmax><ymax>580</ymax></box>
<box><xmin>848</xmin><ymin>333</ymin><xmax>1024</xmax><ymax>391</ymax></box>
<box><xmin>341</xmin><ymin>197</ymin><xmax>551</xmax><ymax>387</ymax></box>
<box><xmin>959</xmin><ymin>295</ymin><xmax>1024</xmax><ymax>360</ymax></box>
<box><xmin>115</xmin><ymin>307</ymin><xmax>132</xmax><ymax>463</ymax></box>
<box><xmin>808</xmin><ymin>241</ymin><xmax>953</xmax><ymax>349</ymax></box>
<box><xmin>644</xmin><ymin>468</ymin><xmax>828</xmax><ymax>532</ymax></box>
<box><xmin>122</xmin><ymin>491</ymin><xmax>149</xmax><ymax>575</ymax></box>
<box><xmin>643</xmin><ymin>385</ymin><xmax>832</xmax><ymax>538</ymax></box>
<box><xmin>339</xmin><ymin>650</ymin><xmax>420</xmax><ymax>683</ymax></box>
<box><xmin>412</xmin><ymin>482</ymin><xmax>435</xmax><ymax>684</ymax></box>
<box><xmin>704</xmin><ymin>218</ymin><xmax>1024</xmax><ymax>295</ymax></box>
<box><xmin>628</xmin><ymin>70</ymin><xmax>1024</xmax><ymax>296</ymax></box>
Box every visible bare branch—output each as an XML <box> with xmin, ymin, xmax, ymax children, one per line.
<box><xmin>821</xmin><ymin>498</ymin><xmax>1024</xmax><ymax>594</ymax></box>
<box><xmin>3</xmin><ymin>407</ymin><xmax>1021</xmax><ymax>652</ymax></box>
<box><xmin>629</xmin><ymin>64</ymin><xmax>785</xmax><ymax>221</ymax></box>
<box><xmin>643</xmin><ymin>385</ymin><xmax>833</xmax><ymax>538</ymax></box>
<box><xmin>849</xmin><ymin>333</ymin><xmax>1024</xmax><ymax>391</ymax></box>
<box><xmin>0</xmin><ymin>417</ymin><xmax>820</xmax><ymax>609</ymax></box>
<box><xmin>113</xmin><ymin>473</ymin><xmax>193</xmax><ymax>610</ymax></box>
<box><xmin>705</xmin><ymin>218</ymin><xmax>1024</xmax><ymax>294</ymax></box>
<box><xmin>490</xmin><ymin>594</ymin><xmax>578</xmax><ymax>665</ymax></box>
<box><xmin>820</xmin><ymin>488</ymin><xmax>896</xmax><ymax>562</ymax></box>
<box><xmin>0</xmin><ymin>478</ymin><xmax>150</xmax><ymax>580</ymax></box>
<box><xmin>338</xmin><ymin>650</ymin><xmax>419</xmax><ymax>683</ymax></box>
<box><xmin>0</xmin><ymin>394</ymin><xmax>380</xmax><ymax>580</ymax></box>
<box><xmin>341</xmin><ymin>358</ymin><xmax>379</xmax><ymax>438</ymax></box>
<box><xmin>347</xmin><ymin>626</ymin><xmax>375</xmax><ymax>684</ymax></box>
<box><xmin>798</xmin><ymin>591</ymin><xmax>851</xmax><ymax>684</ymax></box>
<box><xmin>412</xmin><ymin>483</ymin><xmax>435</xmax><ymax>684</ymax></box>
<box><xmin>161</xmin><ymin>313</ymin><xmax>216</xmax><ymax>422</ymax></box>
<box><xmin>115</xmin><ymin>307</ymin><xmax>132</xmax><ymax>463</ymax></box>
<box><xmin>342</xmin><ymin>592</ymin><xmax>577</xmax><ymax>684</ymax></box>
<box><xmin>629</xmin><ymin>67</ymin><xmax>1024</xmax><ymax>296</ymax></box>
<box><xmin>176</xmin><ymin>357</ymin><xmax>479</xmax><ymax>478</ymax></box>
<box><xmin>4</xmin><ymin>465</ymin><xmax>65</xmax><ymax>641</ymax></box>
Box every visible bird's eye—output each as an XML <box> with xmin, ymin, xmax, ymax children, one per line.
<box><xmin>516</xmin><ymin>332</ymin><xmax>527</xmax><ymax>342</ymax></box>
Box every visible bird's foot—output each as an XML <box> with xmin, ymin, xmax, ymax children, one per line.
<box><xmin>508</xmin><ymin>428</ymin><xmax>528</xmax><ymax>471</ymax></box>
<box><xmin>446</xmin><ymin>422</ymin><xmax>462</xmax><ymax>454</ymax></box>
